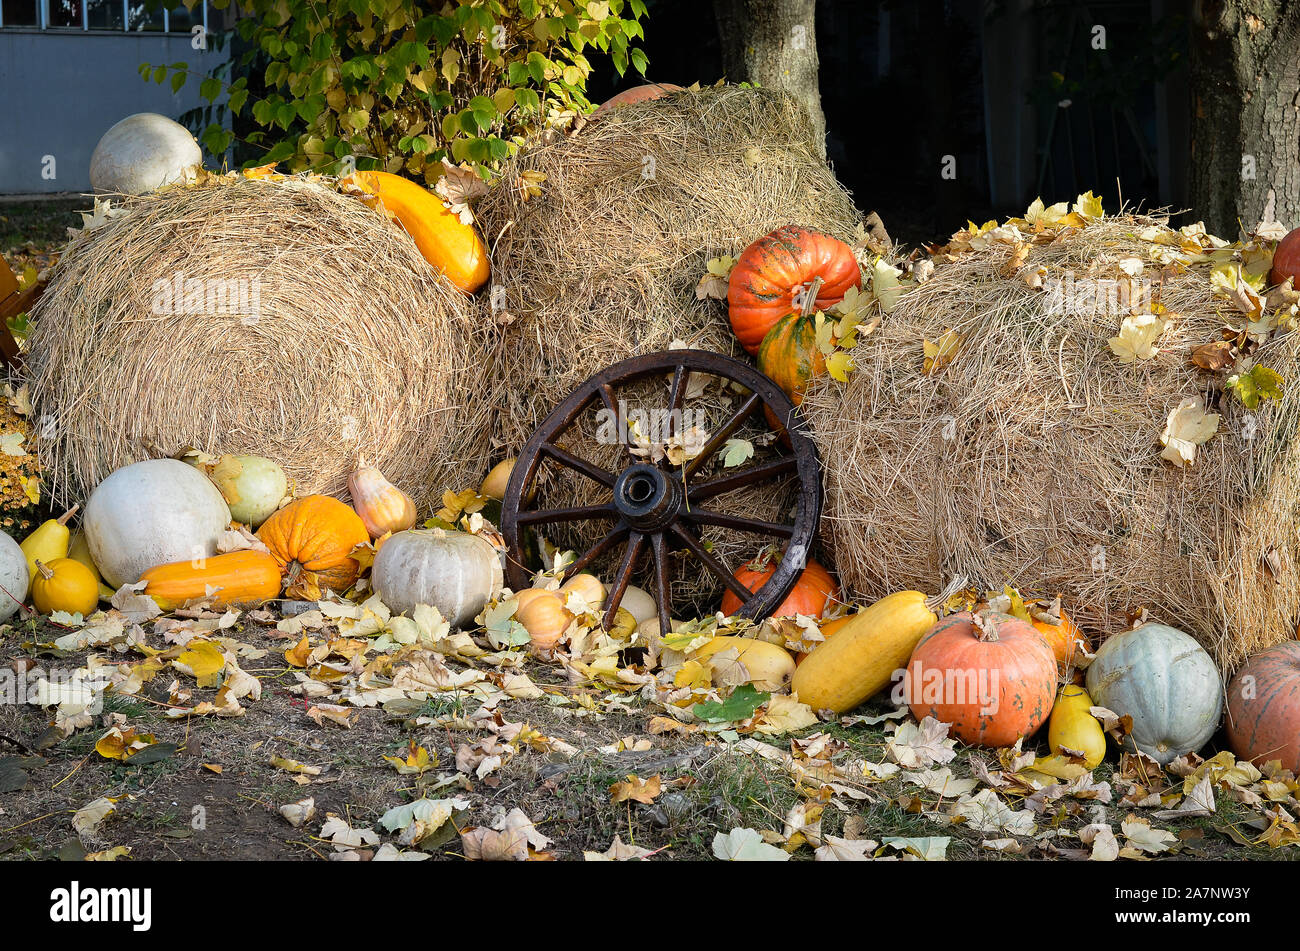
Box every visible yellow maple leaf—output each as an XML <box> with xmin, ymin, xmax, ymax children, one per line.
<box><xmin>175</xmin><ymin>638</ymin><xmax>226</xmax><ymax>688</ymax></box>
<box><xmin>923</xmin><ymin>329</ymin><xmax>964</xmax><ymax>375</ymax></box>
<box><xmin>1108</xmin><ymin>314</ymin><xmax>1169</xmax><ymax>363</ymax></box>
<box><xmin>1160</xmin><ymin>396</ymin><xmax>1220</xmax><ymax>468</ymax></box>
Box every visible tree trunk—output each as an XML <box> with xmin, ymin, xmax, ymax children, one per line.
<box><xmin>1189</xmin><ymin>0</ymin><xmax>1300</xmax><ymax>236</ymax></box>
<box><xmin>713</xmin><ymin>0</ymin><xmax>827</xmax><ymax>158</ymax></box>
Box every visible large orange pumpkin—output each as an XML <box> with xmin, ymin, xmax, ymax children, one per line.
<box><xmin>728</xmin><ymin>226</ymin><xmax>861</xmax><ymax>355</ymax></box>
<box><xmin>592</xmin><ymin>82</ymin><xmax>684</xmax><ymax>117</ymax></box>
<box><xmin>256</xmin><ymin>495</ymin><xmax>369</xmax><ymax>599</ymax></box>
<box><xmin>905</xmin><ymin>610</ymin><xmax>1057</xmax><ymax>747</ymax></box>
<box><xmin>720</xmin><ymin>551</ymin><xmax>839</xmax><ymax>618</ymax></box>
<box><xmin>1031</xmin><ymin>609</ymin><xmax>1091</xmax><ymax>682</ymax></box>
<box><xmin>1226</xmin><ymin>641</ymin><xmax>1300</xmax><ymax>772</ymax></box>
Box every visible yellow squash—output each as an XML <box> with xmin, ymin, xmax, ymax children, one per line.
<box><xmin>1047</xmin><ymin>684</ymin><xmax>1107</xmax><ymax>769</ymax></box>
<box><xmin>791</xmin><ymin>590</ymin><xmax>939</xmax><ymax>713</ymax></box>
<box><xmin>691</xmin><ymin>636</ymin><xmax>796</xmax><ymax>692</ymax></box>
<box><xmin>68</xmin><ymin>530</ymin><xmax>116</xmax><ymax>601</ymax></box>
<box><xmin>19</xmin><ymin>505</ymin><xmax>78</xmax><ymax>598</ymax></box>
<box><xmin>139</xmin><ymin>550</ymin><xmax>283</xmax><ymax>611</ymax></box>
<box><xmin>345</xmin><ymin>170</ymin><xmax>489</xmax><ymax>294</ymax></box>
<box><xmin>31</xmin><ymin>558</ymin><xmax>99</xmax><ymax>616</ymax></box>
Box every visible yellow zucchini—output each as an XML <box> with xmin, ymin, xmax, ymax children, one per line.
<box><xmin>1047</xmin><ymin>684</ymin><xmax>1107</xmax><ymax>768</ymax></box>
<box><xmin>791</xmin><ymin>590</ymin><xmax>938</xmax><ymax>713</ymax></box>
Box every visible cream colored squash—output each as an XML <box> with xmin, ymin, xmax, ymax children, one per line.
<box><xmin>372</xmin><ymin>529</ymin><xmax>503</xmax><ymax>626</ymax></box>
<box><xmin>0</xmin><ymin>531</ymin><xmax>30</xmax><ymax>622</ymax></box>
<box><xmin>85</xmin><ymin>458</ymin><xmax>233</xmax><ymax>588</ymax></box>
<box><xmin>89</xmin><ymin>113</ymin><xmax>203</xmax><ymax>195</ymax></box>
<box><xmin>619</xmin><ymin>584</ymin><xmax>658</xmax><ymax>625</ymax></box>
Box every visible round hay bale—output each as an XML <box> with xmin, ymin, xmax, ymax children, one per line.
<box><xmin>803</xmin><ymin>212</ymin><xmax>1300</xmax><ymax>671</ymax></box>
<box><xmin>25</xmin><ymin>177</ymin><xmax>472</xmax><ymax>511</ymax></box>
<box><xmin>472</xmin><ymin>85</ymin><xmax>862</xmax><ymax>609</ymax></box>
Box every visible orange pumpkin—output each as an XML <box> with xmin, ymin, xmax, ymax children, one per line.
<box><xmin>1270</xmin><ymin>227</ymin><xmax>1300</xmax><ymax>287</ymax></box>
<box><xmin>592</xmin><ymin>82</ymin><xmax>684</xmax><ymax>117</ymax></box>
<box><xmin>728</xmin><ymin>226</ymin><xmax>860</xmax><ymax>355</ymax></box>
<box><xmin>1226</xmin><ymin>641</ymin><xmax>1300</xmax><ymax>772</ymax></box>
<box><xmin>256</xmin><ymin>495</ymin><xmax>369</xmax><ymax>599</ymax></box>
<box><xmin>905</xmin><ymin>610</ymin><xmax>1057</xmax><ymax>747</ymax></box>
<box><xmin>720</xmin><ymin>551</ymin><xmax>839</xmax><ymax>618</ymax></box>
<box><xmin>1031</xmin><ymin>609</ymin><xmax>1091</xmax><ymax>682</ymax></box>
<box><xmin>795</xmin><ymin>612</ymin><xmax>853</xmax><ymax>667</ymax></box>
<box><xmin>140</xmin><ymin>550</ymin><xmax>284</xmax><ymax>610</ymax></box>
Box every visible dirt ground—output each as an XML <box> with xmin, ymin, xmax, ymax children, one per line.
<box><xmin>1</xmin><ymin>605</ymin><xmax>1295</xmax><ymax>863</ymax></box>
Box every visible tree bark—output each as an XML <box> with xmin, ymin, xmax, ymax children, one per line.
<box><xmin>713</xmin><ymin>0</ymin><xmax>827</xmax><ymax>158</ymax></box>
<box><xmin>1189</xmin><ymin>0</ymin><xmax>1300</xmax><ymax>235</ymax></box>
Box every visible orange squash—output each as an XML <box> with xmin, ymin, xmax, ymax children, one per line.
<box><xmin>720</xmin><ymin>550</ymin><xmax>838</xmax><ymax>619</ymax></box>
<box><xmin>728</xmin><ymin>226</ymin><xmax>860</xmax><ymax>354</ymax></box>
<box><xmin>344</xmin><ymin>170</ymin><xmax>489</xmax><ymax>294</ymax></box>
<box><xmin>1031</xmin><ymin>609</ymin><xmax>1091</xmax><ymax>682</ymax></box>
<box><xmin>256</xmin><ymin>495</ymin><xmax>369</xmax><ymax>599</ymax></box>
<box><xmin>757</xmin><ymin>282</ymin><xmax>827</xmax><ymax>408</ymax></box>
<box><xmin>905</xmin><ymin>610</ymin><xmax>1057</xmax><ymax>747</ymax></box>
<box><xmin>140</xmin><ymin>550</ymin><xmax>284</xmax><ymax>610</ymax></box>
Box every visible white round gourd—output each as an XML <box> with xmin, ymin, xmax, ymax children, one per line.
<box><xmin>85</xmin><ymin>458</ymin><xmax>233</xmax><ymax>588</ymax></box>
<box><xmin>373</xmin><ymin>529</ymin><xmax>503</xmax><ymax>627</ymax></box>
<box><xmin>1085</xmin><ymin>622</ymin><xmax>1223</xmax><ymax>765</ymax></box>
<box><xmin>618</xmin><ymin>584</ymin><xmax>658</xmax><ymax>625</ymax></box>
<box><xmin>89</xmin><ymin>113</ymin><xmax>203</xmax><ymax>195</ymax></box>
<box><xmin>0</xmin><ymin>532</ymin><xmax>30</xmax><ymax>622</ymax></box>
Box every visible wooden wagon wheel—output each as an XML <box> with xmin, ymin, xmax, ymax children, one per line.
<box><xmin>500</xmin><ymin>349</ymin><xmax>822</xmax><ymax>637</ymax></box>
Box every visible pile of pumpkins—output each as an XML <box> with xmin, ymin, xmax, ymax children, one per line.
<box><xmin>728</xmin><ymin>558</ymin><xmax>1299</xmax><ymax>773</ymax></box>
<box><xmin>0</xmin><ymin>452</ymin><xmax>507</xmax><ymax>630</ymax></box>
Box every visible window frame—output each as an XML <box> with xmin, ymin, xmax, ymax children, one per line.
<box><xmin>0</xmin><ymin>1</ymin><xmax>209</xmax><ymax>32</ymax></box>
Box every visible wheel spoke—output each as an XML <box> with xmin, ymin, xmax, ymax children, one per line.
<box><xmin>681</xmin><ymin>508</ymin><xmax>795</xmax><ymax>537</ymax></box>
<box><xmin>667</xmin><ymin>524</ymin><xmax>753</xmax><ymax>604</ymax></box>
<box><xmin>564</xmin><ymin>525</ymin><xmax>630</xmax><ymax>579</ymax></box>
<box><xmin>687</xmin><ymin>456</ymin><xmax>798</xmax><ymax>501</ymax></box>
<box><xmin>667</xmin><ymin>365</ymin><xmax>690</xmax><ymax>435</ymax></box>
<box><xmin>650</xmin><ymin>532</ymin><xmax>671</xmax><ymax>636</ymax></box>
<box><xmin>516</xmin><ymin>504</ymin><xmax>618</xmax><ymax>526</ymax></box>
<box><xmin>541</xmin><ymin>442</ymin><xmax>617</xmax><ymax>487</ymax></box>
<box><xmin>685</xmin><ymin>390</ymin><xmax>763</xmax><ymax>478</ymax></box>
<box><xmin>603</xmin><ymin>531</ymin><xmax>646</xmax><ymax>630</ymax></box>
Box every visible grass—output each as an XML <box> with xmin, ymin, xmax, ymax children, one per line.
<box><xmin>0</xmin><ymin>199</ymin><xmax>82</xmax><ymax>253</ymax></box>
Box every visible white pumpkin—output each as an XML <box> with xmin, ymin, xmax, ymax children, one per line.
<box><xmin>85</xmin><ymin>458</ymin><xmax>232</xmax><ymax>588</ymax></box>
<box><xmin>89</xmin><ymin>113</ymin><xmax>203</xmax><ymax>195</ymax></box>
<box><xmin>1086</xmin><ymin>623</ymin><xmax>1223</xmax><ymax>765</ymax></box>
<box><xmin>618</xmin><ymin>584</ymin><xmax>658</xmax><ymax>625</ymax></box>
<box><xmin>0</xmin><ymin>532</ymin><xmax>30</xmax><ymax>622</ymax></box>
<box><xmin>373</xmin><ymin>529</ymin><xmax>503</xmax><ymax>626</ymax></box>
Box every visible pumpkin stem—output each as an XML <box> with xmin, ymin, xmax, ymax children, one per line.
<box><xmin>56</xmin><ymin>504</ymin><xmax>80</xmax><ymax>526</ymax></box>
<box><xmin>972</xmin><ymin>611</ymin><xmax>1001</xmax><ymax>642</ymax></box>
<box><xmin>356</xmin><ymin>453</ymin><xmax>368</xmax><ymax>471</ymax></box>
<box><xmin>800</xmin><ymin>276</ymin><xmax>825</xmax><ymax>318</ymax></box>
<box><xmin>35</xmin><ymin>559</ymin><xmax>54</xmax><ymax>580</ymax></box>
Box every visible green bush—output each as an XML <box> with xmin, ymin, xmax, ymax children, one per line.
<box><xmin>149</xmin><ymin>0</ymin><xmax>648</xmax><ymax>181</ymax></box>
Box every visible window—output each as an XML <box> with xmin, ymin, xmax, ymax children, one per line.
<box><xmin>0</xmin><ymin>1</ymin><xmax>205</xmax><ymax>31</ymax></box>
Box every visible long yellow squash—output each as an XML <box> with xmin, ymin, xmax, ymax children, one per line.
<box><xmin>791</xmin><ymin>590</ymin><xmax>939</xmax><ymax>713</ymax></box>
<box><xmin>345</xmin><ymin>170</ymin><xmax>489</xmax><ymax>294</ymax></box>
<box><xmin>140</xmin><ymin>550</ymin><xmax>283</xmax><ymax>610</ymax></box>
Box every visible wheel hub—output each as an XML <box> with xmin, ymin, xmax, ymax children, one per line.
<box><xmin>613</xmin><ymin>463</ymin><xmax>681</xmax><ymax>531</ymax></box>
